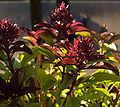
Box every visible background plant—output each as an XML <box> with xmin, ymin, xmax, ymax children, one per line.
<box><xmin>0</xmin><ymin>2</ymin><xmax>120</xmax><ymax>107</ymax></box>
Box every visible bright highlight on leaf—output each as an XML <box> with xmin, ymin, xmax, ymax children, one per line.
<box><xmin>75</xmin><ymin>31</ymin><xmax>91</xmax><ymax>37</ymax></box>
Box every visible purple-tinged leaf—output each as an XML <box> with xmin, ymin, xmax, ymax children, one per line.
<box><xmin>34</xmin><ymin>23</ymin><xmax>53</xmax><ymax>29</ymax></box>
<box><xmin>22</xmin><ymin>27</ymin><xmax>35</xmax><ymax>36</ymax></box>
<box><xmin>108</xmin><ymin>34</ymin><xmax>120</xmax><ymax>43</ymax></box>
<box><xmin>55</xmin><ymin>58</ymin><xmax>76</xmax><ymax>66</ymax></box>
<box><xmin>23</xmin><ymin>36</ymin><xmax>38</xmax><ymax>46</ymax></box>
<box><xmin>10</xmin><ymin>45</ymin><xmax>32</xmax><ymax>54</ymax></box>
<box><xmin>34</xmin><ymin>29</ymin><xmax>55</xmax><ymax>45</ymax></box>
<box><xmin>70</xmin><ymin>21</ymin><xmax>89</xmax><ymax>32</ymax></box>
<box><xmin>87</xmin><ymin>62</ymin><xmax>119</xmax><ymax>76</ymax></box>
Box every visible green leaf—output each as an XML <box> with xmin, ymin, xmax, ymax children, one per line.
<box><xmin>35</xmin><ymin>29</ymin><xmax>54</xmax><ymax>45</ymax></box>
<box><xmin>26</xmin><ymin>102</ymin><xmax>39</xmax><ymax>107</ymax></box>
<box><xmin>23</xmin><ymin>36</ymin><xmax>37</xmax><ymax>46</ymax></box>
<box><xmin>0</xmin><ymin>50</ymin><xmax>7</xmax><ymax>61</ymax></box>
<box><xmin>65</xmin><ymin>97</ymin><xmax>80</xmax><ymax>107</ymax></box>
<box><xmin>75</xmin><ymin>31</ymin><xmax>91</xmax><ymax>37</ymax></box>
<box><xmin>20</xmin><ymin>65</ymin><xmax>35</xmax><ymax>82</ymax></box>
<box><xmin>84</xmin><ymin>72</ymin><xmax>120</xmax><ymax>84</ymax></box>
<box><xmin>0</xmin><ymin>104</ymin><xmax>7</xmax><ymax>107</ymax></box>
<box><xmin>79</xmin><ymin>91</ymin><xmax>99</xmax><ymax>101</ymax></box>
<box><xmin>43</xmin><ymin>75</ymin><xmax>56</xmax><ymax>92</ymax></box>
<box><xmin>94</xmin><ymin>88</ymin><xmax>110</xmax><ymax>97</ymax></box>
<box><xmin>21</xmin><ymin>46</ymin><xmax>55</xmax><ymax>66</ymax></box>
<box><xmin>36</xmin><ymin>68</ymin><xmax>56</xmax><ymax>92</ymax></box>
<box><xmin>13</xmin><ymin>58</ymin><xmax>21</xmax><ymax>69</ymax></box>
<box><xmin>0</xmin><ymin>70</ymin><xmax>11</xmax><ymax>80</ymax></box>
<box><xmin>57</xmin><ymin>73</ymin><xmax>74</xmax><ymax>94</ymax></box>
<box><xmin>32</xmin><ymin>46</ymin><xmax>55</xmax><ymax>61</ymax></box>
<box><xmin>0</xmin><ymin>62</ymin><xmax>6</xmax><ymax>71</ymax></box>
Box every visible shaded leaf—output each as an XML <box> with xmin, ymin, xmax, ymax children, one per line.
<box><xmin>86</xmin><ymin>62</ymin><xmax>119</xmax><ymax>76</ymax></box>
<box><xmin>35</xmin><ymin>29</ymin><xmax>55</xmax><ymax>45</ymax></box>
<box><xmin>32</xmin><ymin>46</ymin><xmax>55</xmax><ymax>61</ymax></box>
<box><xmin>19</xmin><ymin>65</ymin><xmax>35</xmax><ymax>82</ymax></box>
<box><xmin>13</xmin><ymin>58</ymin><xmax>21</xmax><ymax>69</ymax></box>
<box><xmin>36</xmin><ymin>68</ymin><xmax>56</xmax><ymax>92</ymax></box>
<box><xmin>79</xmin><ymin>91</ymin><xmax>99</xmax><ymax>101</ymax></box>
<box><xmin>34</xmin><ymin>23</ymin><xmax>53</xmax><ymax>29</ymax></box>
<box><xmin>65</xmin><ymin>97</ymin><xmax>80</xmax><ymax>107</ymax></box>
<box><xmin>108</xmin><ymin>34</ymin><xmax>120</xmax><ymax>43</ymax></box>
<box><xmin>55</xmin><ymin>58</ymin><xmax>76</xmax><ymax>66</ymax></box>
<box><xmin>0</xmin><ymin>70</ymin><xmax>11</xmax><ymax>80</ymax></box>
<box><xmin>26</xmin><ymin>102</ymin><xmax>40</xmax><ymax>107</ymax></box>
<box><xmin>23</xmin><ymin>36</ymin><xmax>38</xmax><ymax>46</ymax></box>
<box><xmin>22</xmin><ymin>27</ymin><xmax>35</xmax><ymax>36</ymax></box>
<box><xmin>0</xmin><ymin>50</ymin><xmax>7</xmax><ymax>61</ymax></box>
<box><xmin>0</xmin><ymin>62</ymin><xmax>6</xmax><ymax>71</ymax></box>
<box><xmin>70</xmin><ymin>22</ymin><xmax>89</xmax><ymax>32</ymax></box>
<box><xmin>10</xmin><ymin>45</ymin><xmax>32</xmax><ymax>54</ymax></box>
<box><xmin>57</xmin><ymin>73</ymin><xmax>74</xmax><ymax>94</ymax></box>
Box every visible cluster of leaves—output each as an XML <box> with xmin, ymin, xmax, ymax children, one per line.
<box><xmin>1</xmin><ymin>2</ymin><xmax>120</xmax><ymax>107</ymax></box>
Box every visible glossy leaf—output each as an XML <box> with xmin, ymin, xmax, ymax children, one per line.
<box><xmin>84</xmin><ymin>72</ymin><xmax>120</xmax><ymax>84</ymax></box>
<box><xmin>75</xmin><ymin>31</ymin><xmax>91</xmax><ymax>37</ymax></box>
<box><xmin>86</xmin><ymin>62</ymin><xmax>119</xmax><ymax>76</ymax></box>
<box><xmin>57</xmin><ymin>73</ymin><xmax>74</xmax><ymax>94</ymax></box>
<box><xmin>35</xmin><ymin>29</ymin><xmax>54</xmax><ymax>45</ymax></box>
<box><xmin>12</xmin><ymin>41</ymin><xmax>32</xmax><ymax>54</ymax></box>
<box><xmin>56</xmin><ymin>58</ymin><xmax>76</xmax><ymax>66</ymax></box>
<box><xmin>108</xmin><ymin>34</ymin><xmax>120</xmax><ymax>43</ymax></box>
<box><xmin>36</xmin><ymin>68</ymin><xmax>56</xmax><ymax>92</ymax></box>
<box><xmin>23</xmin><ymin>36</ymin><xmax>38</xmax><ymax>46</ymax></box>
<box><xmin>21</xmin><ymin>46</ymin><xmax>55</xmax><ymax>66</ymax></box>
<box><xmin>0</xmin><ymin>50</ymin><xmax>7</xmax><ymax>61</ymax></box>
<box><xmin>0</xmin><ymin>70</ymin><xmax>11</xmax><ymax>80</ymax></box>
<box><xmin>20</xmin><ymin>65</ymin><xmax>35</xmax><ymax>82</ymax></box>
<box><xmin>34</xmin><ymin>23</ymin><xmax>53</xmax><ymax>29</ymax></box>
<box><xmin>13</xmin><ymin>58</ymin><xmax>21</xmax><ymax>69</ymax></box>
<box><xmin>0</xmin><ymin>62</ymin><xmax>6</xmax><ymax>71</ymax></box>
<box><xmin>70</xmin><ymin>22</ymin><xmax>89</xmax><ymax>32</ymax></box>
<box><xmin>94</xmin><ymin>88</ymin><xmax>110</xmax><ymax>97</ymax></box>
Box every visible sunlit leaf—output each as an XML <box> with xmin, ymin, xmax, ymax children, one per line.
<box><xmin>84</xmin><ymin>72</ymin><xmax>120</xmax><ymax>84</ymax></box>
<box><xmin>36</xmin><ymin>68</ymin><xmax>56</xmax><ymax>92</ymax></box>
<box><xmin>23</xmin><ymin>36</ymin><xmax>38</xmax><ymax>46</ymax></box>
<box><xmin>94</xmin><ymin>88</ymin><xmax>110</xmax><ymax>97</ymax></box>
<box><xmin>75</xmin><ymin>31</ymin><xmax>91</xmax><ymax>37</ymax></box>
<box><xmin>32</xmin><ymin>46</ymin><xmax>55</xmax><ymax>61</ymax></box>
<box><xmin>21</xmin><ymin>46</ymin><xmax>55</xmax><ymax>66</ymax></box>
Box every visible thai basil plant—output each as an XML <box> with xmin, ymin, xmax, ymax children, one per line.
<box><xmin>0</xmin><ymin>2</ymin><xmax>120</xmax><ymax>107</ymax></box>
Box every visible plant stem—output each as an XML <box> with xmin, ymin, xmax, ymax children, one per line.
<box><xmin>7</xmin><ymin>52</ymin><xmax>14</xmax><ymax>74</ymax></box>
<box><xmin>113</xmin><ymin>91</ymin><xmax>119</xmax><ymax>107</ymax></box>
<box><xmin>62</xmin><ymin>75</ymin><xmax>77</xmax><ymax>106</ymax></box>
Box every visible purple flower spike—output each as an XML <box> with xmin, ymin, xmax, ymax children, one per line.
<box><xmin>50</xmin><ymin>2</ymin><xmax>74</xmax><ymax>36</ymax></box>
<box><xmin>0</xmin><ymin>19</ymin><xmax>20</xmax><ymax>46</ymax></box>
